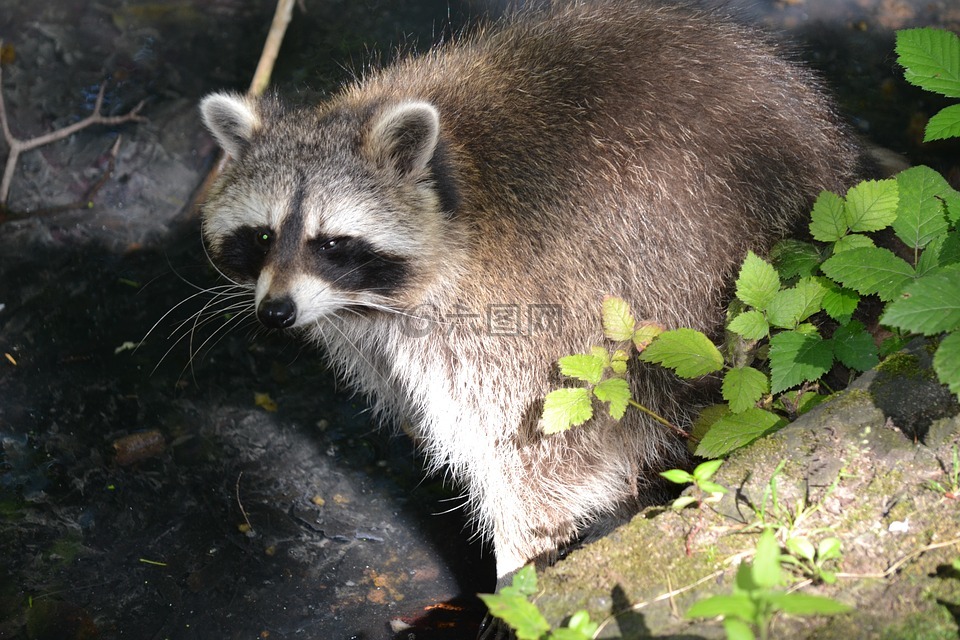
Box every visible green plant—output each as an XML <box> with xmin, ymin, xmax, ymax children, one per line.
<box><xmin>478</xmin><ymin>565</ymin><xmax>599</xmax><ymax>640</ymax></box>
<box><xmin>660</xmin><ymin>459</ymin><xmax>728</xmax><ymax>510</ymax></box>
<box><xmin>686</xmin><ymin>528</ymin><xmax>851</xmax><ymax>640</ymax></box>
<box><xmin>540</xmin><ymin>27</ymin><xmax>960</xmax><ymax>459</ymax></box>
<box><xmin>926</xmin><ymin>444</ymin><xmax>960</xmax><ymax>500</ymax></box>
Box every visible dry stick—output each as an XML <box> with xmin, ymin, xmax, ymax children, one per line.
<box><xmin>0</xmin><ymin>56</ymin><xmax>146</xmax><ymax>206</ymax></box>
<box><xmin>189</xmin><ymin>0</ymin><xmax>297</xmax><ymax>212</ymax></box>
<box><xmin>249</xmin><ymin>0</ymin><xmax>297</xmax><ymax>98</ymax></box>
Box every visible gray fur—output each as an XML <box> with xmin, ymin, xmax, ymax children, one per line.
<box><xmin>199</xmin><ymin>0</ymin><xmax>864</xmax><ymax>579</ymax></box>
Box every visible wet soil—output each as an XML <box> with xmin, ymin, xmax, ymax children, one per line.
<box><xmin>0</xmin><ymin>1</ymin><xmax>958</xmax><ymax>639</ymax></box>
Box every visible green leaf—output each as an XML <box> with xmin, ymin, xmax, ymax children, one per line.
<box><xmin>881</xmin><ymin>264</ymin><xmax>960</xmax><ymax>335</ymax></box>
<box><xmin>602</xmin><ymin>296</ymin><xmax>636</xmax><ymax>342</ymax></box>
<box><xmin>723</xmin><ymin>618</ymin><xmax>757</xmax><ymax>640</ymax></box>
<box><xmin>832</xmin><ymin>233</ymin><xmax>876</xmax><ymax>254</ymax></box>
<box><xmin>752</xmin><ymin>528</ymin><xmax>783</xmax><ymax>589</ymax></box>
<box><xmin>820</xmin><ymin>246</ymin><xmax>916</xmax><ymax>302</ymax></box>
<box><xmin>736</xmin><ymin>251</ymin><xmax>781</xmax><ymax>310</ymax></box>
<box><xmin>478</xmin><ymin>594</ymin><xmax>550</xmax><ymax>640</ymax></box>
<box><xmin>691</xmin><ymin>404</ymin><xmax>731</xmax><ymax>448</ymax></box>
<box><xmin>818</xmin><ymin>537</ymin><xmax>843</xmax><ymax>561</ymax></box>
<box><xmin>822</xmin><ymin>282</ymin><xmax>860</xmax><ymax>324</ymax></box>
<box><xmin>610</xmin><ymin>349</ymin><xmax>629</xmax><ymax>375</ymax></box>
<box><xmin>844</xmin><ymin>179</ymin><xmax>899</xmax><ymax>233</ymax></box>
<box><xmin>594</xmin><ymin>377</ymin><xmax>630</xmax><ymax>420</ymax></box>
<box><xmin>767</xmin><ymin>287</ymin><xmax>806</xmax><ymax>329</ymax></box>
<box><xmin>768</xmin><ymin>331</ymin><xmax>835</xmax><ymax>394</ymax></box>
<box><xmin>506</xmin><ymin>565</ymin><xmax>539</xmax><ymax>596</ymax></box>
<box><xmin>896</xmin><ymin>28</ymin><xmax>960</xmax><ymax>98</ymax></box>
<box><xmin>686</xmin><ymin>594</ymin><xmax>757</xmax><ymax>620</ymax></box>
<box><xmin>765</xmin><ymin>593</ymin><xmax>852</xmax><ymax>616</ymax></box>
<box><xmin>933</xmin><ymin>331</ymin><xmax>960</xmax><ymax>397</ymax></box>
<box><xmin>832</xmin><ymin>321</ymin><xmax>880</xmax><ymax>372</ymax></box>
<box><xmin>561</xmin><ymin>610</ymin><xmax>598</xmax><ymax>638</ymax></box>
<box><xmin>770</xmin><ymin>239</ymin><xmax>825</xmax><ymax>279</ymax></box>
<box><xmin>894</xmin><ymin>165</ymin><xmax>951</xmax><ymax>249</ymax></box>
<box><xmin>795</xmin><ymin>277</ymin><xmax>828</xmax><ymax>323</ymax></box>
<box><xmin>639</xmin><ymin>328</ymin><xmax>724</xmax><ymax>378</ymax></box>
<box><xmin>809</xmin><ymin>190</ymin><xmax>848</xmax><ymax>242</ymax></box>
<box><xmin>660</xmin><ymin>468</ymin><xmax>695</xmax><ymax>485</ymax></box>
<box><xmin>671</xmin><ymin>496</ymin><xmax>699</xmax><ymax>510</ymax></box>
<box><xmin>692</xmin><ymin>458</ymin><xmax>725</xmax><ymax>482</ymax></box>
<box><xmin>632</xmin><ymin>322</ymin><xmax>664</xmax><ymax>351</ymax></box>
<box><xmin>926</xmin><ymin>104</ymin><xmax>960</xmax><ymax>141</ymax></box>
<box><xmin>558</xmin><ymin>353</ymin><xmax>606</xmax><ymax>385</ymax></box>
<box><xmin>722</xmin><ymin>367</ymin><xmax>770</xmax><ymax>413</ymax></box>
<box><xmin>541</xmin><ymin>388</ymin><xmax>593</xmax><ymax>434</ymax></box>
<box><xmin>694</xmin><ymin>408</ymin><xmax>784</xmax><ymax>458</ymax></box>
<box><xmin>786</xmin><ymin>536</ymin><xmax>816</xmax><ymax>562</ymax></box>
<box><xmin>729</xmin><ymin>310</ymin><xmax>770</xmax><ymax>340</ymax></box>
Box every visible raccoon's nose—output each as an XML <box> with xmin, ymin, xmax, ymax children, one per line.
<box><xmin>257</xmin><ymin>296</ymin><xmax>297</xmax><ymax>329</ymax></box>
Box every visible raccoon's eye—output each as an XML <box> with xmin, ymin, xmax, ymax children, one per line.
<box><xmin>253</xmin><ymin>227</ymin><xmax>272</xmax><ymax>250</ymax></box>
<box><xmin>316</xmin><ymin>237</ymin><xmax>343</xmax><ymax>252</ymax></box>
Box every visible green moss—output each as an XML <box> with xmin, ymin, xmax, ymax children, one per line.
<box><xmin>879</xmin><ymin>606</ymin><xmax>959</xmax><ymax>640</ymax></box>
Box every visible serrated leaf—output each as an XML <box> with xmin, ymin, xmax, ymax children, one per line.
<box><xmin>820</xmin><ymin>246</ymin><xmax>916</xmax><ymax>301</ymax></box>
<box><xmin>639</xmin><ymin>328</ymin><xmax>724</xmax><ymax>378</ymax></box>
<box><xmin>894</xmin><ymin>165</ymin><xmax>951</xmax><ymax>249</ymax></box>
<box><xmin>822</xmin><ymin>283</ymin><xmax>859</xmax><ymax>323</ymax></box>
<box><xmin>752</xmin><ymin>528</ymin><xmax>783</xmax><ymax>589</ymax></box>
<box><xmin>691</xmin><ymin>404</ymin><xmax>731</xmax><ymax>453</ymax></box>
<box><xmin>602</xmin><ymin>296</ymin><xmax>636</xmax><ymax>341</ymax></box>
<box><xmin>477</xmin><ymin>593</ymin><xmax>550</xmax><ymax>640</ymax></box>
<box><xmin>558</xmin><ymin>353</ymin><xmax>606</xmax><ymax>385</ymax></box>
<box><xmin>541</xmin><ymin>388</ymin><xmax>593</xmax><ymax>434</ymax></box>
<box><xmin>926</xmin><ymin>104</ymin><xmax>960</xmax><ymax>141</ymax></box>
<box><xmin>832</xmin><ymin>320</ymin><xmax>880</xmax><ymax>372</ymax></box>
<box><xmin>632</xmin><ymin>322</ymin><xmax>664</xmax><ymax>352</ymax></box>
<box><xmin>610</xmin><ymin>349</ymin><xmax>629</xmax><ymax>374</ymax></box>
<box><xmin>770</xmin><ymin>239</ymin><xmax>825</xmax><ymax>279</ymax></box>
<box><xmin>694</xmin><ymin>408</ymin><xmax>784</xmax><ymax>458</ymax></box>
<box><xmin>809</xmin><ymin>191</ymin><xmax>848</xmax><ymax>242</ymax></box>
<box><xmin>692</xmin><ymin>458</ymin><xmax>725</xmax><ymax>481</ymax></box>
<box><xmin>934</xmin><ymin>331</ymin><xmax>960</xmax><ymax>397</ymax></box>
<box><xmin>736</xmin><ymin>251</ymin><xmax>781</xmax><ymax>310</ymax></box>
<box><xmin>594</xmin><ymin>377</ymin><xmax>630</xmax><ymax>420</ymax></box>
<box><xmin>729</xmin><ymin>310</ymin><xmax>770</xmax><ymax>340</ymax></box>
<box><xmin>844</xmin><ymin>179</ymin><xmax>899</xmax><ymax>233</ymax></box>
<box><xmin>945</xmin><ymin>190</ymin><xmax>960</xmax><ymax>225</ymax></box>
<box><xmin>722</xmin><ymin>366</ymin><xmax>769</xmax><ymax>413</ymax></box>
<box><xmin>767</xmin><ymin>287</ymin><xmax>806</xmax><ymax>329</ymax></box>
<box><xmin>795</xmin><ymin>277</ymin><xmax>828</xmax><ymax>322</ymax></box>
<box><xmin>881</xmin><ymin>264</ymin><xmax>960</xmax><ymax>334</ymax></box>
<box><xmin>896</xmin><ymin>28</ymin><xmax>960</xmax><ymax>98</ymax></box>
<box><xmin>768</xmin><ymin>331</ymin><xmax>835</xmax><ymax>394</ymax></box>
<box><xmin>832</xmin><ymin>233</ymin><xmax>876</xmax><ymax>253</ymax></box>
<box><xmin>686</xmin><ymin>594</ymin><xmax>757</xmax><ymax>620</ymax></box>
<box><xmin>660</xmin><ymin>469</ymin><xmax>695</xmax><ymax>484</ymax></box>
<box><xmin>765</xmin><ymin>593</ymin><xmax>852</xmax><ymax>616</ymax></box>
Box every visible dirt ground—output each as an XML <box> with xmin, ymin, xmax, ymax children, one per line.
<box><xmin>0</xmin><ymin>1</ymin><xmax>958</xmax><ymax>639</ymax></box>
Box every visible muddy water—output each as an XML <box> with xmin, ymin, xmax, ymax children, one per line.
<box><xmin>0</xmin><ymin>1</ymin><xmax>958</xmax><ymax>639</ymax></box>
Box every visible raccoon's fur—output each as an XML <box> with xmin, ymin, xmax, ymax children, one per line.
<box><xmin>199</xmin><ymin>1</ymin><xmax>864</xmax><ymax>581</ymax></box>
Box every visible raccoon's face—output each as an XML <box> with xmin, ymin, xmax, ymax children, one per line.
<box><xmin>199</xmin><ymin>93</ymin><xmax>455</xmax><ymax>330</ymax></box>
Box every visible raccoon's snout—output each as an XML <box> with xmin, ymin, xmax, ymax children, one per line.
<box><xmin>257</xmin><ymin>295</ymin><xmax>297</xmax><ymax>329</ymax></box>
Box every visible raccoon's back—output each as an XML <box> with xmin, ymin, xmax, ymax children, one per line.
<box><xmin>336</xmin><ymin>0</ymin><xmax>862</xmax><ymax>331</ymax></box>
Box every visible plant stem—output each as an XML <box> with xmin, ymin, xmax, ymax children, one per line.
<box><xmin>626</xmin><ymin>399</ymin><xmax>689</xmax><ymax>438</ymax></box>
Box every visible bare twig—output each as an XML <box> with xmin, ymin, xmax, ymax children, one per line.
<box><xmin>0</xmin><ymin>47</ymin><xmax>146</xmax><ymax>207</ymax></box>
<box><xmin>6</xmin><ymin>136</ymin><xmax>123</xmax><ymax>220</ymax></box>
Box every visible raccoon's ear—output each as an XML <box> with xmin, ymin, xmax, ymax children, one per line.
<box><xmin>199</xmin><ymin>92</ymin><xmax>262</xmax><ymax>158</ymax></box>
<box><xmin>366</xmin><ymin>102</ymin><xmax>440</xmax><ymax>178</ymax></box>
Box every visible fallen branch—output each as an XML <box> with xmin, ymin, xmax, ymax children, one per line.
<box><xmin>0</xmin><ymin>49</ymin><xmax>146</xmax><ymax>207</ymax></box>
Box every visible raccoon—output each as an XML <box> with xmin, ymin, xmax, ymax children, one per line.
<box><xmin>198</xmin><ymin>1</ymin><xmax>863</xmax><ymax>584</ymax></box>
